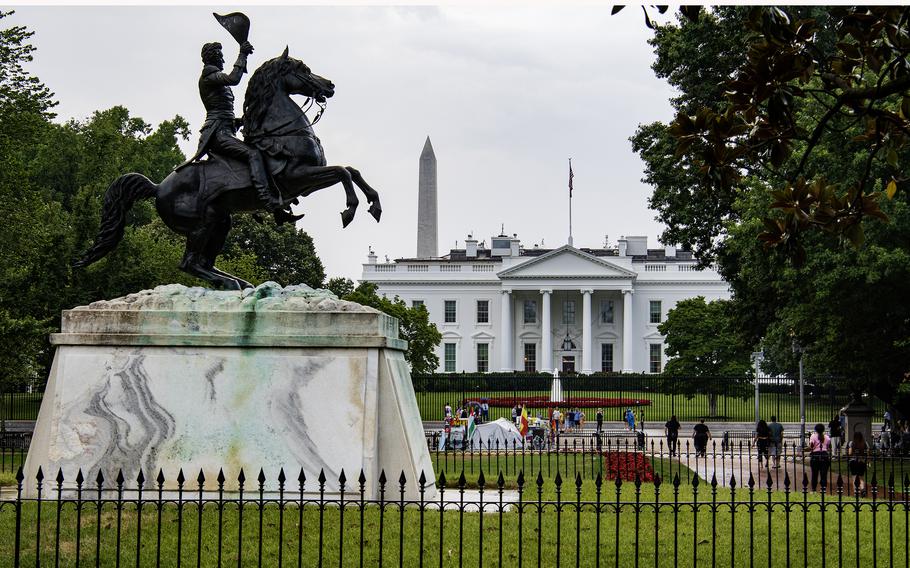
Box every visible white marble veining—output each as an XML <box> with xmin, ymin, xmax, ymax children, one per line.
<box><xmin>26</xmin><ymin>283</ymin><xmax>434</xmax><ymax>499</ymax></box>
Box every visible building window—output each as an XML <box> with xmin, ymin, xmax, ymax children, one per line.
<box><xmin>476</xmin><ymin>343</ymin><xmax>489</xmax><ymax>372</ymax></box>
<box><xmin>412</xmin><ymin>300</ymin><xmax>424</xmax><ymax>309</ymax></box>
<box><xmin>600</xmin><ymin>300</ymin><xmax>614</xmax><ymax>324</ymax></box>
<box><xmin>523</xmin><ymin>343</ymin><xmax>537</xmax><ymax>372</ymax></box>
<box><xmin>601</xmin><ymin>344</ymin><xmax>614</xmax><ymax>372</ymax></box>
<box><xmin>649</xmin><ymin>300</ymin><xmax>662</xmax><ymax>324</ymax></box>
<box><xmin>476</xmin><ymin>300</ymin><xmax>489</xmax><ymax>324</ymax></box>
<box><xmin>649</xmin><ymin>343</ymin><xmax>662</xmax><ymax>373</ymax></box>
<box><xmin>444</xmin><ymin>300</ymin><xmax>457</xmax><ymax>323</ymax></box>
<box><xmin>444</xmin><ymin>343</ymin><xmax>457</xmax><ymax>372</ymax></box>
<box><xmin>563</xmin><ymin>300</ymin><xmax>576</xmax><ymax>324</ymax></box>
<box><xmin>562</xmin><ymin>356</ymin><xmax>576</xmax><ymax>373</ymax></box>
<box><xmin>523</xmin><ymin>300</ymin><xmax>537</xmax><ymax>324</ymax></box>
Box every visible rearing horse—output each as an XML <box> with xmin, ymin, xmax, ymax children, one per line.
<box><xmin>75</xmin><ymin>48</ymin><xmax>382</xmax><ymax>290</ymax></box>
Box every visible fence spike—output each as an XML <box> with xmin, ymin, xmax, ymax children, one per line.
<box><xmin>156</xmin><ymin>468</ymin><xmax>165</xmax><ymax>486</ymax></box>
<box><xmin>56</xmin><ymin>468</ymin><xmax>65</xmax><ymax>484</ymax></box>
<box><xmin>536</xmin><ymin>471</ymin><xmax>545</xmax><ymax>488</ymax></box>
<box><xmin>257</xmin><ymin>468</ymin><xmax>266</xmax><ymax>486</ymax></box>
<box><xmin>359</xmin><ymin>469</ymin><xmax>367</xmax><ymax>487</ymax></box>
<box><xmin>136</xmin><ymin>469</ymin><xmax>145</xmax><ymax>487</ymax></box>
<box><xmin>298</xmin><ymin>468</ymin><xmax>306</xmax><ymax>486</ymax></box>
<box><xmin>747</xmin><ymin>472</ymin><xmax>755</xmax><ymax>489</ymax></box>
<box><xmin>95</xmin><ymin>469</ymin><xmax>104</xmax><ymax>486</ymax></box>
<box><xmin>783</xmin><ymin>471</ymin><xmax>791</xmax><ymax>490</ymax></box>
<box><xmin>497</xmin><ymin>471</ymin><xmax>505</xmax><ymax>489</ymax></box>
<box><xmin>692</xmin><ymin>473</ymin><xmax>699</xmax><ymax>489</ymax></box>
<box><xmin>278</xmin><ymin>467</ymin><xmax>287</xmax><ymax>485</ymax></box>
<box><xmin>196</xmin><ymin>468</ymin><xmax>205</xmax><ymax>485</ymax></box>
<box><xmin>217</xmin><ymin>468</ymin><xmax>226</xmax><ymax>486</ymax></box>
<box><xmin>765</xmin><ymin>471</ymin><xmax>773</xmax><ymax>490</ymax></box>
<box><xmin>836</xmin><ymin>474</ymin><xmax>844</xmax><ymax>490</ymax></box>
<box><xmin>15</xmin><ymin>466</ymin><xmax>23</xmax><ymax>484</ymax></box>
<box><xmin>399</xmin><ymin>470</ymin><xmax>407</xmax><ymax>487</ymax></box>
<box><xmin>116</xmin><ymin>469</ymin><xmax>125</xmax><ymax>486</ymax></box>
<box><xmin>554</xmin><ymin>472</ymin><xmax>563</xmax><ymax>487</ymax></box>
<box><xmin>378</xmin><ymin>469</ymin><xmax>387</xmax><ymax>485</ymax></box>
<box><xmin>516</xmin><ymin>470</ymin><xmax>525</xmax><ymax>488</ymax></box>
<box><xmin>476</xmin><ymin>470</ymin><xmax>485</xmax><ymax>488</ymax></box>
<box><xmin>237</xmin><ymin>468</ymin><xmax>246</xmax><ymax>485</ymax></box>
<box><xmin>458</xmin><ymin>471</ymin><xmax>467</xmax><ymax>489</ymax></box>
<box><xmin>75</xmin><ymin>468</ymin><xmax>84</xmax><ymax>485</ymax></box>
<box><xmin>419</xmin><ymin>470</ymin><xmax>427</xmax><ymax>487</ymax></box>
<box><xmin>576</xmin><ymin>472</ymin><xmax>583</xmax><ymax>489</ymax></box>
<box><xmin>438</xmin><ymin>470</ymin><xmax>447</xmax><ymax>487</ymax></box>
<box><xmin>729</xmin><ymin>474</ymin><xmax>737</xmax><ymax>489</ymax></box>
<box><xmin>711</xmin><ymin>473</ymin><xmax>717</xmax><ymax>488</ymax></box>
<box><xmin>176</xmin><ymin>468</ymin><xmax>185</xmax><ymax>485</ymax></box>
<box><xmin>802</xmin><ymin>472</ymin><xmax>809</xmax><ymax>491</ymax></box>
<box><xmin>673</xmin><ymin>472</ymin><xmax>681</xmax><ymax>488</ymax></box>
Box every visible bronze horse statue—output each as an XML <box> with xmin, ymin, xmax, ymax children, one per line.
<box><xmin>75</xmin><ymin>48</ymin><xmax>381</xmax><ymax>290</ymax></box>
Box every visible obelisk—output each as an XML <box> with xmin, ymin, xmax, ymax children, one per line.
<box><xmin>417</xmin><ymin>137</ymin><xmax>438</xmax><ymax>258</ymax></box>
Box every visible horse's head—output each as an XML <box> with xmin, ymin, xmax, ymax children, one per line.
<box><xmin>279</xmin><ymin>47</ymin><xmax>335</xmax><ymax>103</ymax></box>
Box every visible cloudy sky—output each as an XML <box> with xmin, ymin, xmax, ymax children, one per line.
<box><xmin>9</xmin><ymin>5</ymin><xmax>679</xmax><ymax>281</ymax></box>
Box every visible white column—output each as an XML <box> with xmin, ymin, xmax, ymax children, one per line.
<box><xmin>581</xmin><ymin>289</ymin><xmax>593</xmax><ymax>373</ymax></box>
<box><xmin>622</xmin><ymin>289</ymin><xmax>634</xmax><ymax>372</ymax></box>
<box><xmin>500</xmin><ymin>290</ymin><xmax>513</xmax><ymax>371</ymax></box>
<box><xmin>541</xmin><ymin>289</ymin><xmax>552</xmax><ymax>373</ymax></box>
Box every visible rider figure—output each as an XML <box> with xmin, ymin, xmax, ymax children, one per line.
<box><xmin>189</xmin><ymin>41</ymin><xmax>299</xmax><ymax>225</ymax></box>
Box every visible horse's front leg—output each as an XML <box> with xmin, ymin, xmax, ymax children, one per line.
<box><xmin>293</xmin><ymin>165</ymin><xmax>359</xmax><ymax>227</ymax></box>
<box><xmin>345</xmin><ymin>167</ymin><xmax>382</xmax><ymax>222</ymax></box>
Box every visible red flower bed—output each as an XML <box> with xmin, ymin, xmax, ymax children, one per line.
<box><xmin>604</xmin><ymin>451</ymin><xmax>655</xmax><ymax>482</ymax></box>
<box><xmin>482</xmin><ymin>395</ymin><xmax>651</xmax><ymax>408</ymax></box>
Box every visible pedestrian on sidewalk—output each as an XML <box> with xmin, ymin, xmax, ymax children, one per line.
<box><xmin>828</xmin><ymin>413</ymin><xmax>843</xmax><ymax>455</ymax></box>
<box><xmin>846</xmin><ymin>431</ymin><xmax>868</xmax><ymax>496</ymax></box>
<box><xmin>755</xmin><ymin>419</ymin><xmax>771</xmax><ymax>467</ymax></box>
<box><xmin>806</xmin><ymin>423</ymin><xmax>831</xmax><ymax>492</ymax></box>
<box><xmin>693</xmin><ymin>418</ymin><xmax>711</xmax><ymax>457</ymax></box>
<box><xmin>596</xmin><ymin>408</ymin><xmax>604</xmax><ymax>433</ymax></box>
<box><xmin>665</xmin><ymin>414</ymin><xmax>680</xmax><ymax>456</ymax></box>
<box><xmin>768</xmin><ymin>416</ymin><xmax>784</xmax><ymax>468</ymax></box>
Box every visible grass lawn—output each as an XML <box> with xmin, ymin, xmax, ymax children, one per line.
<box><xmin>415</xmin><ymin>389</ymin><xmax>870</xmax><ymax>423</ymax></box>
<box><xmin>1</xmin><ymin>459</ymin><xmax>904</xmax><ymax>567</ymax></box>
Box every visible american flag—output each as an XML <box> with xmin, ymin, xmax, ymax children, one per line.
<box><xmin>569</xmin><ymin>159</ymin><xmax>574</xmax><ymax>197</ymax></box>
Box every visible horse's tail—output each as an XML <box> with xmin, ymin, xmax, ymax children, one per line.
<box><xmin>73</xmin><ymin>173</ymin><xmax>158</xmax><ymax>268</ymax></box>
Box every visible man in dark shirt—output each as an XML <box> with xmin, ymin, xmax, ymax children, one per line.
<box><xmin>665</xmin><ymin>415</ymin><xmax>681</xmax><ymax>456</ymax></box>
<box><xmin>693</xmin><ymin>418</ymin><xmax>711</xmax><ymax>457</ymax></box>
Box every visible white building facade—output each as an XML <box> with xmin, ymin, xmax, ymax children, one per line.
<box><xmin>361</xmin><ymin>234</ymin><xmax>730</xmax><ymax>374</ymax></box>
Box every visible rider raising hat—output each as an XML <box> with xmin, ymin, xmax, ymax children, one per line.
<box><xmin>182</xmin><ymin>40</ymin><xmax>299</xmax><ymax>225</ymax></box>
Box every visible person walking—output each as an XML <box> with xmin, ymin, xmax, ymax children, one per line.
<box><xmin>596</xmin><ymin>408</ymin><xmax>604</xmax><ymax>434</ymax></box>
<box><xmin>625</xmin><ymin>408</ymin><xmax>635</xmax><ymax>431</ymax></box>
<box><xmin>828</xmin><ymin>414</ymin><xmax>843</xmax><ymax>455</ymax></box>
<box><xmin>806</xmin><ymin>423</ymin><xmax>832</xmax><ymax>492</ymax></box>
<box><xmin>693</xmin><ymin>418</ymin><xmax>711</xmax><ymax>457</ymax></box>
<box><xmin>444</xmin><ymin>402</ymin><xmax>452</xmax><ymax>419</ymax></box>
<box><xmin>665</xmin><ymin>415</ymin><xmax>681</xmax><ymax>456</ymax></box>
<box><xmin>768</xmin><ymin>416</ymin><xmax>784</xmax><ymax>468</ymax></box>
<box><xmin>755</xmin><ymin>419</ymin><xmax>771</xmax><ymax>468</ymax></box>
<box><xmin>846</xmin><ymin>431</ymin><xmax>868</xmax><ymax>496</ymax></box>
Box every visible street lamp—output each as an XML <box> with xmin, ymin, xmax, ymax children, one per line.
<box><xmin>792</xmin><ymin>339</ymin><xmax>806</xmax><ymax>448</ymax></box>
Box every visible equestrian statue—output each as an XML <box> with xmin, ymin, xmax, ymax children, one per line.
<box><xmin>74</xmin><ymin>12</ymin><xmax>382</xmax><ymax>290</ymax></box>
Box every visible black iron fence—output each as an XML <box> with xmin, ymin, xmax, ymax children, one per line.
<box><xmin>412</xmin><ymin>373</ymin><xmax>886</xmax><ymax>423</ymax></box>
<box><xmin>0</xmin><ymin>391</ymin><xmax>43</xmax><ymax>421</ymax></box>
<box><xmin>0</xmin><ymin>432</ymin><xmax>29</xmax><ymax>473</ymax></box>
<box><xmin>2</xmin><ymin>445</ymin><xmax>908</xmax><ymax>567</ymax></box>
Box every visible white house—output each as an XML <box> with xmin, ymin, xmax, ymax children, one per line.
<box><xmin>362</xmin><ymin>235</ymin><xmax>730</xmax><ymax>374</ymax></box>
<box><xmin>360</xmin><ymin>138</ymin><xmax>731</xmax><ymax>374</ymax></box>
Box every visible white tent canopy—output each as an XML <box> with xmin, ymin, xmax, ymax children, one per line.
<box><xmin>470</xmin><ymin>417</ymin><xmax>525</xmax><ymax>448</ymax></box>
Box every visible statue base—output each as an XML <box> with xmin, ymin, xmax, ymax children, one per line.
<box><xmin>24</xmin><ymin>283</ymin><xmax>434</xmax><ymax>499</ymax></box>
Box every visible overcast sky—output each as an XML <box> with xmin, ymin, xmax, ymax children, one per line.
<box><xmin>9</xmin><ymin>5</ymin><xmax>679</xmax><ymax>281</ymax></box>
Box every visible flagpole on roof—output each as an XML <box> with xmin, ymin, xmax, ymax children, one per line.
<box><xmin>568</xmin><ymin>158</ymin><xmax>574</xmax><ymax>247</ymax></box>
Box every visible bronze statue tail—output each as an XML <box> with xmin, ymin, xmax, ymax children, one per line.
<box><xmin>73</xmin><ymin>173</ymin><xmax>158</xmax><ymax>268</ymax></box>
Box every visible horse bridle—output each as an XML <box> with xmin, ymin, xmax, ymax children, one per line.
<box><xmin>291</xmin><ymin>69</ymin><xmax>328</xmax><ymax>126</ymax></box>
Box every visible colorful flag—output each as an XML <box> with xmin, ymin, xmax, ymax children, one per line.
<box><xmin>519</xmin><ymin>407</ymin><xmax>529</xmax><ymax>437</ymax></box>
<box><xmin>466</xmin><ymin>410</ymin><xmax>476</xmax><ymax>441</ymax></box>
<box><xmin>569</xmin><ymin>159</ymin><xmax>574</xmax><ymax>197</ymax></box>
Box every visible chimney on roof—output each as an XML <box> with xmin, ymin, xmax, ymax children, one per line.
<box><xmin>417</xmin><ymin>137</ymin><xmax>438</xmax><ymax>258</ymax></box>
<box><xmin>465</xmin><ymin>234</ymin><xmax>478</xmax><ymax>258</ymax></box>
<box><xmin>367</xmin><ymin>246</ymin><xmax>377</xmax><ymax>264</ymax></box>
<box><xmin>618</xmin><ymin>237</ymin><xmax>628</xmax><ymax>257</ymax></box>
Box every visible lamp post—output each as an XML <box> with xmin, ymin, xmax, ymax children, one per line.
<box><xmin>792</xmin><ymin>339</ymin><xmax>806</xmax><ymax>448</ymax></box>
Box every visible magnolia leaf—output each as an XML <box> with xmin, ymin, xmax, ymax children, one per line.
<box><xmin>844</xmin><ymin>222</ymin><xmax>864</xmax><ymax>248</ymax></box>
<box><xmin>887</xmin><ymin>179</ymin><xmax>898</xmax><ymax>200</ymax></box>
<box><xmin>611</xmin><ymin>5</ymin><xmax>624</xmax><ymax>15</ymax></box>
<box><xmin>887</xmin><ymin>149</ymin><xmax>899</xmax><ymax>168</ymax></box>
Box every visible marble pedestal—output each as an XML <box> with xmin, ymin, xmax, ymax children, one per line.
<box><xmin>25</xmin><ymin>283</ymin><xmax>435</xmax><ymax>499</ymax></box>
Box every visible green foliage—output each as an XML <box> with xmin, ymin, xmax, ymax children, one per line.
<box><xmin>636</xmin><ymin>7</ymin><xmax>910</xmax><ymax>415</ymax></box>
<box><xmin>325</xmin><ymin>277</ymin><xmax>355</xmax><ymax>298</ymax></box>
<box><xmin>659</xmin><ymin>297</ymin><xmax>752</xmax><ymax>378</ymax></box>
<box><xmin>343</xmin><ymin>282</ymin><xmax>441</xmax><ymax>374</ymax></box>
<box><xmin>221</xmin><ymin>214</ymin><xmax>325</xmax><ymax>288</ymax></box>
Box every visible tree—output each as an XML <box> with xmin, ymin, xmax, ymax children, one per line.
<box><xmin>343</xmin><ymin>282</ymin><xmax>441</xmax><ymax>374</ymax></box>
<box><xmin>634</xmin><ymin>7</ymin><xmax>910</xmax><ymax>415</ymax></box>
<box><xmin>325</xmin><ymin>277</ymin><xmax>355</xmax><ymax>298</ymax></box>
<box><xmin>664</xmin><ymin>7</ymin><xmax>910</xmax><ymax>261</ymax></box>
<box><xmin>658</xmin><ymin>297</ymin><xmax>753</xmax><ymax>417</ymax></box>
<box><xmin>221</xmin><ymin>213</ymin><xmax>325</xmax><ymax>289</ymax></box>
